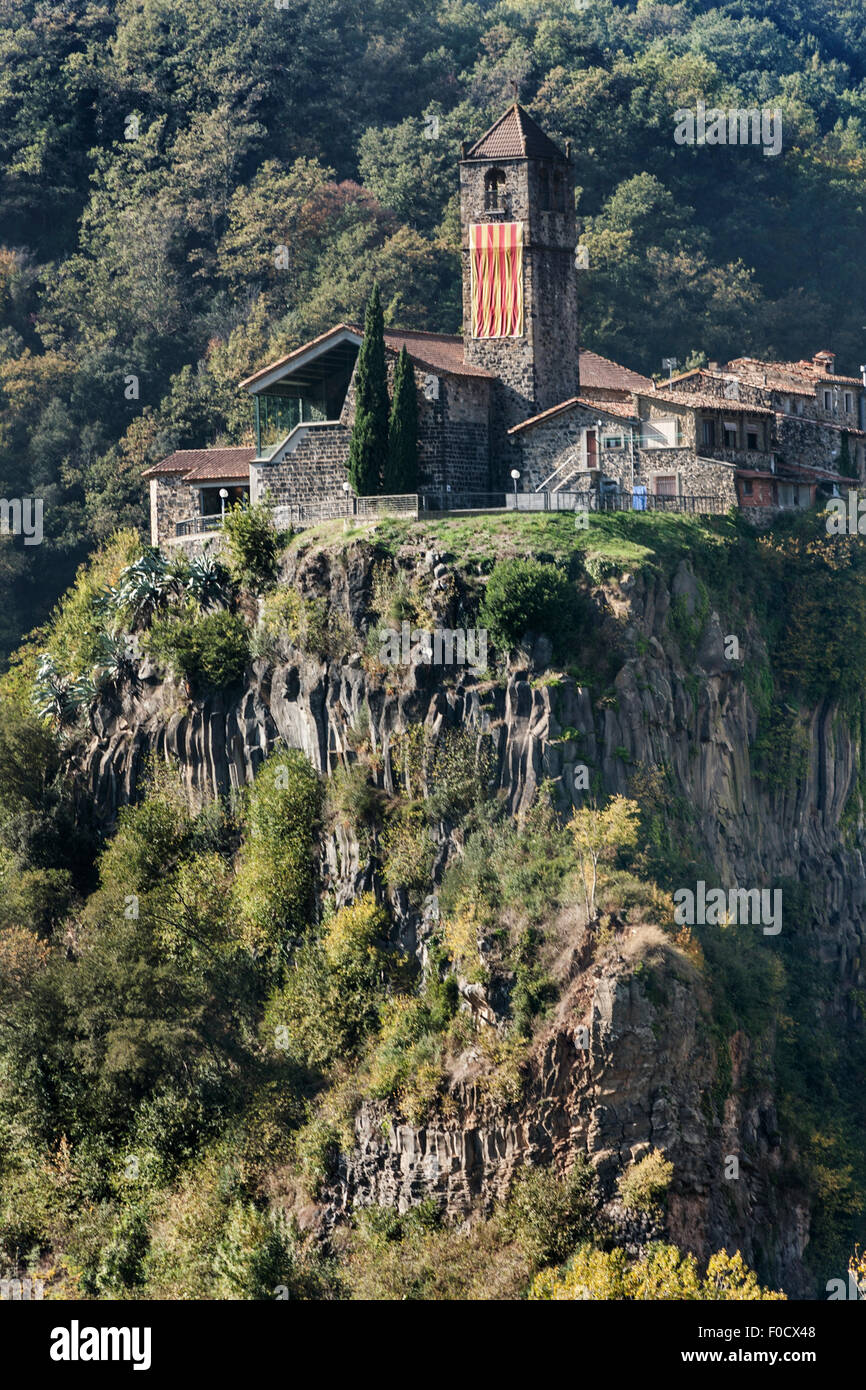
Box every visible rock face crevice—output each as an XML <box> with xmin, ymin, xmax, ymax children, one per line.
<box><xmin>75</xmin><ymin>555</ymin><xmax>865</xmax><ymax>1296</ymax></box>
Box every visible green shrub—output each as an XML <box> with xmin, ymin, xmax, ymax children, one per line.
<box><xmin>43</xmin><ymin>530</ymin><xmax>143</xmax><ymax>680</ymax></box>
<box><xmin>221</xmin><ymin>501</ymin><xmax>280</xmax><ymax>591</ymax></box>
<box><xmin>213</xmin><ymin>1201</ymin><xmax>339</xmax><ymax>1300</ymax></box>
<box><xmin>380</xmin><ymin>807</ymin><xmax>435</xmax><ymax>898</ymax></box>
<box><xmin>366</xmin><ymin>996</ymin><xmax>446</xmax><ymax>1124</ymax></box>
<box><xmin>145</xmin><ymin>610</ymin><xmax>249</xmax><ymax>694</ymax></box>
<box><xmin>265</xmin><ymin>895</ymin><xmax>395</xmax><ymax>1069</ymax></box>
<box><xmin>529</xmin><ymin>1243</ymin><xmax>785</xmax><ymax>1300</ymax></box>
<box><xmin>233</xmin><ymin>749</ymin><xmax>322</xmax><ymax>953</ymax></box>
<box><xmin>502</xmin><ymin>1157</ymin><xmax>600</xmax><ymax>1270</ymax></box>
<box><xmin>480</xmin><ymin>557</ymin><xmax>578</xmax><ymax>656</ymax></box>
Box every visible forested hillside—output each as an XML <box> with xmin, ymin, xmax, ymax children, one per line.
<box><xmin>1</xmin><ymin>0</ymin><xmax>866</xmax><ymax>659</ymax></box>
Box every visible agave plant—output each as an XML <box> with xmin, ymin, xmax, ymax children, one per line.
<box><xmin>186</xmin><ymin>550</ymin><xmax>231</xmax><ymax>610</ymax></box>
<box><xmin>32</xmin><ymin>654</ymin><xmax>96</xmax><ymax>727</ymax></box>
<box><xmin>93</xmin><ymin>628</ymin><xmax>138</xmax><ymax>690</ymax></box>
<box><xmin>113</xmin><ymin>549</ymin><xmax>178</xmax><ymax>624</ymax></box>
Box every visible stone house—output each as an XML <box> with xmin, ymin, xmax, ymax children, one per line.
<box><xmin>144</xmin><ymin>447</ymin><xmax>255</xmax><ymax>542</ymax></box>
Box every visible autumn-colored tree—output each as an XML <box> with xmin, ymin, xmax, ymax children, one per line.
<box><xmin>529</xmin><ymin>1243</ymin><xmax>786</xmax><ymax>1301</ymax></box>
<box><xmin>570</xmin><ymin>795</ymin><xmax>640</xmax><ymax>921</ymax></box>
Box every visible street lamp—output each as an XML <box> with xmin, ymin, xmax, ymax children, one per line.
<box><xmin>219</xmin><ymin>487</ymin><xmax>229</xmax><ymax>522</ymax></box>
<box><xmin>342</xmin><ymin>480</ymin><xmax>351</xmax><ymax>516</ymax></box>
<box><xmin>510</xmin><ymin>468</ymin><xmax>520</xmax><ymax>499</ymax></box>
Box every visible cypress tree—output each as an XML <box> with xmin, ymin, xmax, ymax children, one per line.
<box><xmin>384</xmin><ymin>345</ymin><xmax>419</xmax><ymax>493</ymax></box>
<box><xmin>347</xmin><ymin>285</ymin><xmax>389</xmax><ymax>495</ymax></box>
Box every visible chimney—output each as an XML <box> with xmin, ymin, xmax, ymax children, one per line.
<box><xmin>708</xmin><ymin>361</ymin><xmax>719</xmax><ymax>372</ymax></box>
<box><xmin>460</xmin><ymin>140</ymin><xmax>469</xmax><ymax>159</ymax></box>
<box><xmin>813</xmin><ymin>350</ymin><xmax>835</xmax><ymax>374</ymax></box>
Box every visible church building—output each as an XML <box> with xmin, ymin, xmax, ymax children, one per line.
<box><xmin>144</xmin><ymin>104</ymin><xmax>862</xmax><ymax>544</ymax></box>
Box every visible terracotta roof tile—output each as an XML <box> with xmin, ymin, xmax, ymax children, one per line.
<box><xmin>725</xmin><ymin>357</ymin><xmax>865</xmax><ymax>389</ymax></box>
<box><xmin>642</xmin><ymin>390</ymin><xmax>774</xmax><ymax>416</ymax></box>
<box><xmin>509</xmin><ymin>396</ymin><xmax>638</xmax><ymax>435</ymax></box>
<box><xmin>579</xmin><ymin>349</ymin><xmax>652</xmax><ymax>392</ymax></box>
<box><xmin>239</xmin><ymin>325</ymin><xmax>496</xmax><ymax>392</ymax></box>
<box><xmin>143</xmin><ymin>447</ymin><xmax>255</xmax><ymax>480</ymax></box>
<box><xmin>465</xmin><ymin>103</ymin><xmax>565</xmax><ymax>161</ymax></box>
<box><xmin>382</xmin><ymin>330</ymin><xmax>495</xmax><ymax>379</ymax></box>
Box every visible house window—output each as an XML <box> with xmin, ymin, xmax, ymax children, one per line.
<box><xmin>655</xmin><ymin>475</ymin><xmax>677</xmax><ymax>496</ymax></box>
<box><xmin>643</xmin><ymin>418</ymin><xmax>679</xmax><ymax>448</ymax></box>
<box><xmin>723</xmin><ymin>422</ymin><xmax>738</xmax><ymax>449</ymax></box>
<box><xmin>747</xmin><ymin>430</ymin><xmax>759</xmax><ymax>450</ymax></box>
<box><xmin>200</xmin><ymin>484</ymin><xmax>249</xmax><ymax>516</ymax></box>
<box><xmin>823</xmin><ymin>389</ymin><xmax>832</xmax><ymax>410</ymax></box>
<box><xmin>602</xmin><ymin>433</ymin><xmax>625</xmax><ymax>450</ymax></box>
<box><xmin>701</xmin><ymin>419</ymin><xmax>715</xmax><ymax>448</ymax></box>
<box><xmin>782</xmin><ymin>396</ymin><xmax>792</xmax><ymax>413</ymax></box>
<box><xmin>845</xmin><ymin>392</ymin><xmax>853</xmax><ymax>412</ymax></box>
<box><xmin>742</xmin><ymin>478</ymin><xmax>754</xmax><ymax>496</ymax></box>
<box><xmin>484</xmin><ymin>168</ymin><xmax>506</xmax><ymax>210</ymax></box>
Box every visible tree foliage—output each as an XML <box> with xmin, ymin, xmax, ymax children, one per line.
<box><xmin>347</xmin><ymin>285</ymin><xmax>389</xmax><ymax>496</ymax></box>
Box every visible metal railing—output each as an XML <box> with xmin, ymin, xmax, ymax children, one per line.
<box><xmin>592</xmin><ymin>491</ymin><xmax>727</xmax><ymax>514</ymax></box>
<box><xmin>175</xmin><ymin>488</ymin><xmax>726</xmax><ymax>537</ymax></box>
<box><xmin>273</xmin><ymin>492</ymin><xmax>419</xmax><ymax>529</ymax></box>
<box><xmin>421</xmin><ymin>489</ymin><xmax>726</xmax><ymax>515</ymax></box>
<box><xmin>175</xmin><ymin>515</ymin><xmax>223</xmax><ymax>536</ymax></box>
<box><xmin>420</xmin><ymin>491</ymin><xmax>508</xmax><ymax>511</ymax></box>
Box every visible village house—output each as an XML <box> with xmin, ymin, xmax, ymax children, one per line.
<box><xmin>144</xmin><ymin>102</ymin><xmax>861</xmax><ymax>544</ymax></box>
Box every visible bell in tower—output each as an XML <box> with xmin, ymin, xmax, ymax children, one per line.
<box><xmin>459</xmin><ymin>103</ymin><xmax>580</xmax><ymax>442</ymax></box>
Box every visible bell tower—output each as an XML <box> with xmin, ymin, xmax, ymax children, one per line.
<box><xmin>460</xmin><ymin>103</ymin><xmax>579</xmax><ymax>441</ymax></box>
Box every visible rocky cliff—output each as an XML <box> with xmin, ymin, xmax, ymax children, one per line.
<box><xmin>74</xmin><ymin>535</ymin><xmax>866</xmax><ymax>1297</ymax></box>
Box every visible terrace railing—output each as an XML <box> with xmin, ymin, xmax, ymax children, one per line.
<box><xmin>175</xmin><ymin>488</ymin><xmax>727</xmax><ymax>537</ymax></box>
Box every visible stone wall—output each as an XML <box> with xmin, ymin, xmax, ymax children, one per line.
<box><xmin>776</xmin><ymin>414</ymin><xmax>862</xmax><ymax>479</ymax></box>
<box><xmin>251</xmin><ymin>422</ymin><xmax>351</xmax><ymax>508</ymax></box>
<box><xmin>516</xmin><ymin>402</ymin><xmax>634</xmax><ymax>492</ymax></box>
<box><xmin>151</xmin><ymin>475</ymin><xmax>192</xmax><ymax>545</ymax></box>
<box><xmin>416</xmin><ymin>372</ymin><xmax>492</xmax><ymax>493</ymax></box>
<box><xmin>253</xmin><ymin>358</ymin><xmax>493</xmax><ymax>505</ymax></box>
<box><xmin>460</xmin><ymin>153</ymin><xmax>579</xmax><ymax>434</ymax></box>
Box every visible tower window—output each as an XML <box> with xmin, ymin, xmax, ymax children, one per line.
<box><xmin>539</xmin><ymin>168</ymin><xmax>551</xmax><ymax>210</ymax></box>
<box><xmin>484</xmin><ymin>169</ymin><xmax>506</xmax><ymax>211</ymax></box>
<box><xmin>552</xmin><ymin>169</ymin><xmax>566</xmax><ymax>211</ymax></box>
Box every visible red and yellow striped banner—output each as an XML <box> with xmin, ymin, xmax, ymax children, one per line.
<box><xmin>470</xmin><ymin>222</ymin><xmax>524</xmax><ymax>338</ymax></box>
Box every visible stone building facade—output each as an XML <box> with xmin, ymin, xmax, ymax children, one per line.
<box><xmin>143</xmin><ymin>448</ymin><xmax>254</xmax><ymax>545</ymax></box>
<box><xmin>459</xmin><ymin>104</ymin><xmax>579</xmax><ymax>445</ymax></box>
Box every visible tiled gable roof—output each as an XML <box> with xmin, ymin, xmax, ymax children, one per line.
<box><xmin>239</xmin><ymin>325</ymin><xmax>496</xmax><ymax>392</ymax></box>
<box><xmin>643</xmin><ymin>390</ymin><xmax>774</xmax><ymax>415</ymax></box>
<box><xmin>143</xmin><ymin>447</ymin><xmax>255</xmax><ymax>481</ymax></box>
<box><xmin>509</xmin><ymin>396</ymin><xmax>638</xmax><ymax>435</ymax></box>
<box><xmin>579</xmin><ymin>349</ymin><xmax>652</xmax><ymax>392</ymax></box>
<box><xmin>465</xmin><ymin>103</ymin><xmax>565</xmax><ymax>161</ymax></box>
<box><xmin>382</xmin><ymin>330</ymin><xmax>495</xmax><ymax>379</ymax></box>
<box><xmin>725</xmin><ymin>357</ymin><xmax>864</xmax><ymax>390</ymax></box>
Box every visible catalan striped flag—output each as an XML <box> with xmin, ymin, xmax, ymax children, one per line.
<box><xmin>470</xmin><ymin>222</ymin><xmax>524</xmax><ymax>338</ymax></box>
